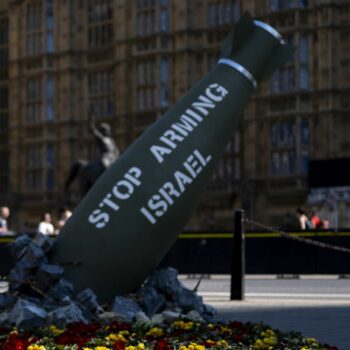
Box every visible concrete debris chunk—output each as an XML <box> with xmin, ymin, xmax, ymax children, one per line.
<box><xmin>7</xmin><ymin>267</ymin><xmax>30</xmax><ymax>291</ymax></box>
<box><xmin>203</xmin><ymin>303</ymin><xmax>217</xmax><ymax>319</ymax></box>
<box><xmin>8</xmin><ymin>298</ymin><xmax>47</xmax><ymax>329</ymax></box>
<box><xmin>47</xmin><ymin>302</ymin><xmax>90</xmax><ymax>328</ymax></box>
<box><xmin>98</xmin><ymin>311</ymin><xmax>127</xmax><ymax>323</ymax></box>
<box><xmin>8</xmin><ymin>234</ymin><xmax>31</xmax><ymax>258</ymax></box>
<box><xmin>138</xmin><ymin>286</ymin><xmax>166</xmax><ymax>317</ymax></box>
<box><xmin>42</xmin><ymin>296</ymin><xmax>60</xmax><ymax>312</ymax></box>
<box><xmin>47</xmin><ymin>278</ymin><xmax>74</xmax><ymax>300</ymax></box>
<box><xmin>186</xmin><ymin>310</ymin><xmax>204</xmax><ymax>322</ymax></box>
<box><xmin>173</xmin><ymin>287</ymin><xmax>204</xmax><ymax>313</ymax></box>
<box><xmin>112</xmin><ymin>296</ymin><xmax>142</xmax><ymax>321</ymax></box>
<box><xmin>32</xmin><ymin>233</ymin><xmax>54</xmax><ymax>253</ymax></box>
<box><xmin>151</xmin><ymin>313</ymin><xmax>165</xmax><ymax>324</ymax></box>
<box><xmin>0</xmin><ymin>312</ymin><xmax>10</xmax><ymax>327</ymax></box>
<box><xmin>17</xmin><ymin>243</ymin><xmax>48</xmax><ymax>270</ymax></box>
<box><xmin>145</xmin><ymin>267</ymin><xmax>213</xmax><ymax>318</ymax></box>
<box><xmin>133</xmin><ymin>311</ymin><xmax>150</xmax><ymax>323</ymax></box>
<box><xmin>0</xmin><ymin>293</ymin><xmax>16</xmax><ymax>312</ymax></box>
<box><xmin>145</xmin><ymin>267</ymin><xmax>180</xmax><ymax>298</ymax></box>
<box><xmin>35</xmin><ymin>263</ymin><xmax>64</xmax><ymax>291</ymax></box>
<box><xmin>76</xmin><ymin>288</ymin><xmax>103</xmax><ymax>314</ymax></box>
<box><xmin>161</xmin><ymin>310</ymin><xmax>181</xmax><ymax>323</ymax></box>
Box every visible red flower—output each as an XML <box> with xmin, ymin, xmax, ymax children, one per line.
<box><xmin>228</xmin><ymin>321</ymin><xmax>245</xmax><ymax>331</ymax></box>
<box><xmin>2</xmin><ymin>334</ymin><xmax>30</xmax><ymax>350</ymax></box>
<box><xmin>66</xmin><ymin>322</ymin><xmax>100</xmax><ymax>335</ymax></box>
<box><xmin>56</xmin><ymin>332</ymin><xmax>90</xmax><ymax>347</ymax></box>
<box><xmin>113</xmin><ymin>340</ymin><xmax>127</xmax><ymax>350</ymax></box>
<box><xmin>204</xmin><ymin>340</ymin><xmax>216</xmax><ymax>348</ymax></box>
<box><xmin>108</xmin><ymin>322</ymin><xmax>132</xmax><ymax>332</ymax></box>
<box><xmin>232</xmin><ymin>333</ymin><xmax>245</xmax><ymax>343</ymax></box>
<box><xmin>154</xmin><ymin>339</ymin><xmax>172</xmax><ymax>350</ymax></box>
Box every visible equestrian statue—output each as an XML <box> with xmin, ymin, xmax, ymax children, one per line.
<box><xmin>64</xmin><ymin>110</ymin><xmax>120</xmax><ymax>198</ymax></box>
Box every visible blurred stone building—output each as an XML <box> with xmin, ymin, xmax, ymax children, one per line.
<box><xmin>0</xmin><ymin>0</ymin><xmax>349</xmax><ymax>230</ymax></box>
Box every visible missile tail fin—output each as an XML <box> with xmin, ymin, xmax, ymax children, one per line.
<box><xmin>219</xmin><ymin>30</ymin><xmax>234</xmax><ymax>58</ymax></box>
<box><xmin>258</xmin><ymin>44</ymin><xmax>295</xmax><ymax>80</ymax></box>
<box><xmin>220</xmin><ymin>11</ymin><xmax>254</xmax><ymax>58</ymax></box>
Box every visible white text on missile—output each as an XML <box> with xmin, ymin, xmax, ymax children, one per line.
<box><xmin>140</xmin><ymin>149</ymin><xmax>212</xmax><ymax>224</ymax></box>
<box><xmin>88</xmin><ymin>167</ymin><xmax>142</xmax><ymax>229</ymax></box>
<box><xmin>150</xmin><ymin>83</ymin><xmax>228</xmax><ymax>164</ymax></box>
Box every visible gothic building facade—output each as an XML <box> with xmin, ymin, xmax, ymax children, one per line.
<box><xmin>0</xmin><ymin>0</ymin><xmax>349</xmax><ymax>230</ymax></box>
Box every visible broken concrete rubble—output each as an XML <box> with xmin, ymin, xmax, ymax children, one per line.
<box><xmin>0</xmin><ymin>234</ymin><xmax>216</xmax><ymax>329</ymax></box>
<box><xmin>35</xmin><ymin>263</ymin><xmax>64</xmax><ymax>291</ymax></box>
<box><xmin>8</xmin><ymin>298</ymin><xmax>47</xmax><ymax>329</ymax></box>
<box><xmin>47</xmin><ymin>301</ymin><xmax>89</xmax><ymax>328</ymax></box>
<box><xmin>112</xmin><ymin>296</ymin><xmax>142</xmax><ymax>321</ymax></box>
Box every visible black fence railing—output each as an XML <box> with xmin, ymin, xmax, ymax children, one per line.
<box><xmin>158</xmin><ymin>227</ymin><xmax>350</xmax><ymax>276</ymax></box>
<box><xmin>2</xmin><ymin>216</ymin><xmax>350</xmax><ymax>281</ymax></box>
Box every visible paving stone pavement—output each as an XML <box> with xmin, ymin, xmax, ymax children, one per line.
<box><xmin>180</xmin><ymin>276</ymin><xmax>350</xmax><ymax>350</ymax></box>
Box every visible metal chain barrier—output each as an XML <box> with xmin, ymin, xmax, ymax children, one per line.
<box><xmin>245</xmin><ymin>217</ymin><xmax>350</xmax><ymax>254</ymax></box>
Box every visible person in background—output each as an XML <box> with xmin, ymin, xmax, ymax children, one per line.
<box><xmin>37</xmin><ymin>213</ymin><xmax>55</xmax><ymax>235</ymax></box>
<box><xmin>310</xmin><ymin>209</ymin><xmax>323</xmax><ymax>230</ymax></box>
<box><xmin>56</xmin><ymin>206</ymin><xmax>72</xmax><ymax>233</ymax></box>
<box><xmin>296</xmin><ymin>207</ymin><xmax>312</xmax><ymax>230</ymax></box>
<box><xmin>310</xmin><ymin>209</ymin><xmax>330</xmax><ymax>230</ymax></box>
<box><xmin>0</xmin><ymin>206</ymin><xmax>10</xmax><ymax>234</ymax></box>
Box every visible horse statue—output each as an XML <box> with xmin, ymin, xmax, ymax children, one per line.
<box><xmin>65</xmin><ymin>113</ymin><xmax>120</xmax><ymax>198</ymax></box>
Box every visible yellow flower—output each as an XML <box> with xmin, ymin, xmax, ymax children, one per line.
<box><xmin>182</xmin><ymin>342</ymin><xmax>204</xmax><ymax>350</ymax></box>
<box><xmin>146</xmin><ymin>327</ymin><xmax>164</xmax><ymax>337</ymax></box>
<box><xmin>27</xmin><ymin>346</ymin><xmax>46</xmax><ymax>350</ymax></box>
<box><xmin>119</xmin><ymin>330</ymin><xmax>130</xmax><ymax>336</ymax></box>
<box><xmin>105</xmin><ymin>333</ymin><xmax>127</xmax><ymax>343</ymax></box>
<box><xmin>217</xmin><ymin>339</ymin><xmax>229</xmax><ymax>348</ymax></box>
<box><xmin>137</xmin><ymin>343</ymin><xmax>145</xmax><ymax>350</ymax></box>
<box><xmin>261</xmin><ymin>329</ymin><xmax>275</xmax><ymax>337</ymax></box>
<box><xmin>207</xmin><ymin>323</ymin><xmax>215</xmax><ymax>330</ymax></box>
<box><xmin>106</xmin><ymin>333</ymin><xmax>117</xmax><ymax>342</ymax></box>
<box><xmin>220</xmin><ymin>326</ymin><xmax>230</xmax><ymax>334</ymax></box>
<box><xmin>300</xmin><ymin>347</ymin><xmax>310</xmax><ymax>350</ymax></box>
<box><xmin>126</xmin><ymin>346</ymin><xmax>135</xmax><ymax>350</ymax></box>
<box><xmin>179</xmin><ymin>344</ymin><xmax>204</xmax><ymax>350</ymax></box>
<box><xmin>306</xmin><ymin>337</ymin><xmax>317</xmax><ymax>343</ymax></box>
<box><xmin>254</xmin><ymin>339</ymin><xmax>265</xmax><ymax>349</ymax></box>
<box><xmin>263</xmin><ymin>337</ymin><xmax>276</xmax><ymax>346</ymax></box>
<box><xmin>305</xmin><ymin>337</ymin><xmax>318</xmax><ymax>347</ymax></box>
<box><xmin>83</xmin><ymin>348</ymin><xmax>93</xmax><ymax>350</ymax></box>
<box><xmin>172</xmin><ymin>321</ymin><xmax>193</xmax><ymax>330</ymax></box>
<box><xmin>205</xmin><ymin>340</ymin><xmax>216</xmax><ymax>346</ymax></box>
<box><xmin>95</xmin><ymin>347</ymin><xmax>110</xmax><ymax>350</ymax></box>
<box><xmin>49</xmin><ymin>325</ymin><xmax>64</xmax><ymax>336</ymax></box>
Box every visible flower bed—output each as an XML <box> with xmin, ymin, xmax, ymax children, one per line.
<box><xmin>0</xmin><ymin>320</ymin><xmax>338</xmax><ymax>350</ymax></box>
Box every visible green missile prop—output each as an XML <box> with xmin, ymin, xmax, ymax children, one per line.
<box><xmin>50</xmin><ymin>12</ymin><xmax>294</xmax><ymax>301</ymax></box>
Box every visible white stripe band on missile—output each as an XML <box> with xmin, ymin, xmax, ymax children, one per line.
<box><xmin>254</xmin><ymin>20</ymin><xmax>285</xmax><ymax>44</ymax></box>
<box><xmin>218</xmin><ymin>58</ymin><xmax>257</xmax><ymax>89</ymax></box>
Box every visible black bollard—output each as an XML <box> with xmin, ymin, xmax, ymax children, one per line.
<box><xmin>230</xmin><ymin>209</ymin><xmax>245</xmax><ymax>300</ymax></box>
